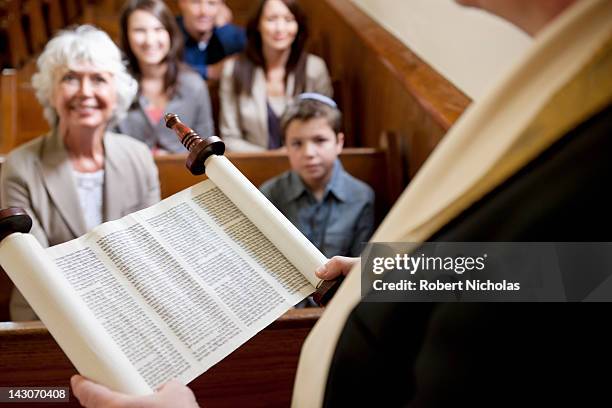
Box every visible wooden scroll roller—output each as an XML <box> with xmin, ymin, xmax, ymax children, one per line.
<box><xmin>0</xmin><ymin>207</ymin><xmax>32</xmax><ymax>242</ymax></box>
<box><xmin>313</xmin><ymin>276</ymin><xmax>345</xmax><ymax>306</ymax></box>
<box><xmin>165</xmin><ymin>113</ymin><xmax>342</xmax><ymax>306</ymax></box>
<box><xmin>164</xmin><ymin>113</ymin><xmax>225</xmax><ymax>175</ymax></box>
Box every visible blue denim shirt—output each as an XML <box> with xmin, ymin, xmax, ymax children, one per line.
<box><xmin>260</xmin><ymin>160</ymin><xmax>375</xmax><ymax>258</ymax></box>
<box><xmin>177</xmin><ymin>17</ymin><xmax>246</xmax><ymax>79</ymax></box>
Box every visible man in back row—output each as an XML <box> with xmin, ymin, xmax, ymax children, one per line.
<box><xmin>177</xmin><ymin>0</ymin><xmax>246</xmax><ymax>79</ymax></box>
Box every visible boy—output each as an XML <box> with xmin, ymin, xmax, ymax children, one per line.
<box><xmin>260</xmin><ymin>93</ymin><xmax>375</xmax><ymax>258</ymax></box>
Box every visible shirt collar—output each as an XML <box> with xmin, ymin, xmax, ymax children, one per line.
<box><xmin>285</xmin><ymin>160</ymin><xmax>348</xmax><ymax>203</ymax></box>
<box><xmin>177</xmin><ymin>16</ymin><xmax>216</xmax><ymax>47</ymax></box>
<box><xmin>326</xmin><ymin>160</ymin><xmax>350</xmax><ymax>202</ymax></box>
<box><xmin>285</xmin><ymin>171</ymin><xmax>309</xmax><ymax>202</ymax></box>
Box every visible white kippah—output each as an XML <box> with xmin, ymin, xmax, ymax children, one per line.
<box><xmin>297</xmin><ymin>93</ymin><xmax>338</xmax><ymax>108</ymax></box>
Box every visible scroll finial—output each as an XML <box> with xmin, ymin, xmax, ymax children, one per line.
<box><xmin>0</xmin><ymin>208</ymin><xmax>32</xmax><ymax>242</ymax></box>
<box><xmin>164</xmin><ymin>113</ymin><xmax>225</xmax><ymax>175</ymax></box>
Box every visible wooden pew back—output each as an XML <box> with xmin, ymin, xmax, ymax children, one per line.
<box><xmin>156</xmin><ymin>148</ymin><xmax>391</xmax><ymax>225</ymax></box>
<box><xmin>158</xmin><ymin>147</ymin><xmax>385</xmax><ymax>191</ymax></box>
<box><xmin>43</xmin><ymin>0</ymin><xmax>64</xmax><ymax>34</ymax></box>
<box><xmin>1</xmin><ymin>0</ymin><xmax>30</xmax><ymax>69</ymax></box>
<box><xmin>23</xmin><ymin>0</ymin><xmax>48</xmax><ymax>54</ymax></box>
<box><xmin>0</xmin><ymin>68</ymin><xmax>48</xmax><ymax>153</ymax></box>
<box><xmin>0</xmin><ymin>148</ymin><xmax>389</xmax><ymax>321</ymax></box>
<box><xmin>0</xmin><ymin>0</ymin><xmax>59</xmax><ymax>69</ymax></box>
<box><xmin>0</xmin><ymin>267</ymin><xmax>10</xmax><ymax>323</ymax></box>
<box><xmin>0</xmin><ymin>308</ymin><xmax>321</xmax><ymax>406</ymax></box>
<box><xmin>300</xmin><ymin>0</ymin><xmax>471</xmax><ymax>179</ymax></box>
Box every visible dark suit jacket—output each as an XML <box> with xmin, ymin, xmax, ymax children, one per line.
<box><xmin>323</xmin><ymin>103</ymin><xmax>612</xmax><ymax>407</ymax></box>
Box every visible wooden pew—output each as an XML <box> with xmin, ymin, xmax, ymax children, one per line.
<box><xmin>23</xmin><ymin>0</ymin><xmax>48</xmax><ymax>54</ymax></box>
<box><xmin>300</xmin><ymin>0</ymin><xmax>472</xmax><ymax>180</ymax></box>
<box><xmin>0</xmin><ymin>267</ymin><xmax>10</xmax><ymax>322</ymax></box>
<box><xmin>0</xmin><ymin>68</ymin><xmax>47</xmax><ymax>153</ymax></box>
<box><xmin>162</xmin><ymin>0</ymin><xmax>255</xmax><ymax>26</ymax></box>
<box><xmin>42</xmin><ymin>0</ymin><xmax>63</xmax><ymax>34</ymax></box>
<box><xmin>0</xmin><ymin>0</ymin><xmax>89</xmax><ymax>71</ymax></box>
<box><xmin>1</xmin><ymin>69</ymin><xmax>19</xmax><ymax>153</ymax></box>
<box><xmin>0</xmin><ymin>0</ymin><xmax>50</xmax><ymax>67</ymax></box>
<box><xmin>63</xmin><ymin>0</ymin><xmax>79</xmax><ymax>23</ymax></box>
<box><xmin>0</xmin><ymin>0</ymin><xmax>30</xmax><ymax>68</ymax></box>
<box><xmin>0</xmin><ymin>307</ymin><xmax>321</xmax><ymax>407</ymax></box>
<box><xmin>156</xmin><ymin>148</ymin><xmax>391</xmax><ymax>221</ymax></box>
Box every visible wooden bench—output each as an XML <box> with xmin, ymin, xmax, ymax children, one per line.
<box><xmin>0</xmin><ymin>307</ymin><xmax>321</xmax><ymax>407</ymax></box>
<box><xmin>301</xmin><ymin>0</ymin><xmax>471</xmax><ymax>179</ymax></box>
<box><xmin>156</xmin><ymin>148</ymin><xmax>390</xmax><ymax>214</ymax></box>
<box><xmin>23</xmin><ymin>0</ymin><xmax>48</xmax><ymax>54</ymax></box>
<box><xmin>0</xmin><ymin>0</ymin><xmax>80</xmax><ymax>70</ymax></box>
<box><xmin>1</xmin><ymin>0</ymin><xmax>30</xmax><ymax>69</ymax></box>
<box><xmin>42</xmin><ymin>0</ymin><xmax>64</xmax><ymax>34</ymax></box>
<box><xmin>0</xmin><ymin>0</ymin><xmax>92</xmax><ymax>72</ymax></box>
<box><xmin>0</xmin><ymin>68</ymin><xmax>47</xmax><ymax>152</ymax></box>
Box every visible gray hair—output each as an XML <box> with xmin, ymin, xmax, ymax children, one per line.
<box><xmin>31</xmin><ymin>25</ymin><xmax>137</xmax><ymax>126</ymax></box>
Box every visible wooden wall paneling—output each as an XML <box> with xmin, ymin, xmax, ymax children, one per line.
<box><xmin>82</xmin><ymin>2</ymin><xmax>119</xmax><ymax>43</ymax></box>
<box><xmin>80</xmin><ymin>1</ymin><xmax>98</xmax><ymax>27</ymax></box>
<box><xmin>165</xmin><ymin>0</ymin><xmax>254</xmax><ymax>25</ymax></box>
<box><xmin>16</xmin><ymin>80</ymin><xmax>48</xmax><ymax>145</ymax></box>
<box><xmin>223</xmin><ymin>0</ymin><xmax>255</xmax><ymax>26</ymax></box>
<box><xmin>63</xmin><ymin>0</ymin><xmax>78</xmax><ymax>23</ymax></box>
<box><xmin>23</xmin><ymin>0</ymin><xmax>47</xmax><ymax>53</ymax></box>
<box><xmin>96</xmin><ymin>0</ymin><xmax>121</xmax><ymax>13</ymax></box>
<box><xmin>0</xmin><ymin>267</ymin><xmax>10</xmax><ymax>321</ymax></box>
<box><xmin>42</xmin><ymin>0</ymin><xmax>63</xmax><ymax>33</ymax></box>
<box><xmin>305</xmin><ymin>12</ymin><xmax>357</xmax><ymax>145</ymax></box>
<box><xmin>0</xmin><ymin>66</ymin><xmax>47</xmax><ymax>153</ymax></box>
<box><xmin>164</xmin><ymin>0</ymin><xmax>179</xmax><ymax>15</ymax></box>
<box><xmin>299</xmin><ymin>0</ymin><xmax>471</xmax><ymax>180</ymax></box>
<box><xmin>77</xmin><ymin>0</ymin><xmax>88</xmax><ymax>13</ymax></box>
<box><xmin>0</xmin><ymin>69</ymin><xmax>18</xmax><ymax>154</ymax></box>
<box><xmin>14</xmin><ymin>54</ymin><xmax>37</xmax><ymax>79</ymax></box>
<box><xmin>207</xmin><ymin>78</ymin><xmax>221</xmax><ymax>136</ymax></box>
<box><xmin>155</xmin><ymin>148</ymin><xmax>389</xmax><ymax>216</ymax></box>
<box><xmin>2</xmin><ymin>0</ymin><xmax>30</xmax><ymax>68</ymax></box>
<box><xmin>0</xmin><ymin>13</ymin><xmax>6</xmax><ymax>69</ymax></box>
<box><xmin>0</xmin><ymin>78</ymin><xmax>2</xmax><ymax>144</ymax></box>
<box><xmin>380</xmin><ymin>130</ymin><xmax>409</xmax><ymax>204</ymax></box>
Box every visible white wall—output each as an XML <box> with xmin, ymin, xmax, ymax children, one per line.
<box><xmin>350</xmin><ymin>0</ymin><xmax>532</xmax><ymax>100</ymax></box>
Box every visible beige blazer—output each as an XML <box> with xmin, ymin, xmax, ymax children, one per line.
<box><xmin>1</xmin><ymin>128</ymin><xmax>160</xmax><ymax>320</ymax></box>
<box><xmin>219</xmin><ymin>54</ymin><xmax>333</xmax><ymax>152</ymax></box>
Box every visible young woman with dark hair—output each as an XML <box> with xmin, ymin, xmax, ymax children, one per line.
<box><xmin>117</xmin><ymin>0</ymin><xmax>214</xmax><ymax>154</ymax></box>
<box><xmin>219</xmin><ymin>0</ymin><xmax>332</xmax><ymax>152</ymax></box>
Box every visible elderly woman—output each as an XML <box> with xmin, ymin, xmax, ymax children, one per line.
<box><xmin>1</xmin><ymin>25</ymin><xmax>161</xmax><ymax>320</ymax></box>
<box><xmin>219</xmin><ymin>0</ymin><xmax>332</xmax><ymax>152</ymax></box>
<box><xmin>117</xmin><ymin>0</ymin><xmax>214</xmax><ymax>154</ymax></box>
